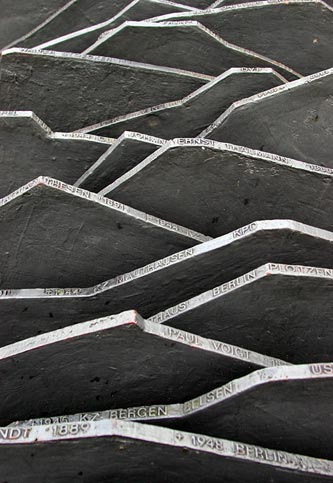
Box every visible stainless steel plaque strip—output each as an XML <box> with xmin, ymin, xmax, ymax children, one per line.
<box><xmin>0</xmin><ymin>220</ymin><xmax>330</xmax><ymax>347</ymax></box>
<box><xmin>201</xmin><ymin>68</ymin><xmax>333</xmax><ymax>167</ymax></box>
<box><xmin>84</xmin><ymin>20</ymin><xmax>294</xmax><ymax>78</ymax></box>
<box><xmin>7</xmin><ymin>0</ymin><xmax>193</xmax><ymax>53</ymax></box>
<box><xmin>76</xmin><ymin>67</ymin><xmax>285</xmax><ymax>138</ymax></box>
<box><xmin>0</xmin><ymin>310</ymin><xmax>287</xmax><ymax>425</ymax></box>
<box><xmin>0</xmin><ymin>177</ymin><xmax>206</xmax><ymax>289</ymax></box>
<box><xmin>148</xmin><ymin>0</ymin><xmax>333</xmax><ymax>76</ymax></box>
<box><xmin>0</xmin><ymin>48</ymin><xmax>211</xmax><ymax>132</ymax></box>
<box><xmin>149</xmin><ymin>262</ymin><xmax>333</xmax><ymax>362</ymax></box>
<box><xmin>103</xmin><ymin>138</ymin><xmax>333</xmax><ymax>237</ymax></box>
<box><xmin>75</xmin><ymin>131</ymin><xmax>165</xmax><ymax>192</ymax></box>
<box><xmin>19</xmin><ymin>364</ymin><xmax>333</xmax><ymax>460</ymax></box>
<box><xmin>0</xmin><ymin>111</ymin><xmax>114</xmax><ymax>198</ymax></box>
<box><xmin>2</xmin><ymin>419</ymin><xmax>332</xmax><ymax>482</ymax></box>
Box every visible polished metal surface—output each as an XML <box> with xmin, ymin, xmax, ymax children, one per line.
<box><xmin>0</xmin><ymin>111</ymin><xmax>114</xmax><ymax>197</ymax></box>
<box><xmin>14</xmin><ymin>0</ymin><xmax>195</xmax><ymax>52</ymax></box>
<box><xmin>75</xmin><ymin>132</ymin><xmax>165</xmax><ymax>192</ymax></box>
<box><xmin>2</xmin><ymin>419</ymin><xmax>332</xmax><ymax>482</ymax></box>
<box><xmin>103</xmin><ymin>139</ymin><xmax>333</xmax><ymax>237</ymax></box>
<box><xmin>202</xmin><ymin>68</ymin><xmax>333</xmax><ymax>167</ymax></box>
<box><xmin>0</xmin><ymin>177</ymin><xmax>205</xmax><ymax>289</ymax></box>
<box><xmin>84</xmin><ymin>21</ymin><xmax>292</xmax><ymax>78</ymax></box>
<box><xmin>1</xmin><ymin>0</ymin><xmax>332</xmax><ymax>478</ymax></box>
<box><xmin>0</xmin><ymin>48</ymin><xmax>210</xmax><ymax>132</ymax></box>
<box><xmin>0</xmin><ymin>310</ymin><xmax>286</xmax><ymax>425</ymax></box>
<box><xmin>19</xmin><ymin>364</ymin><xmax>333</xmax><ymax>460</ymax></box>
<box><xmin>150</xmin><ymin>0</ymin><xmax>333</xmax><ymax>76</ymax></box>
<box><xmin>150</xmin><ymin>262</ymin><xmax>333</xmax><ymax>362</ymax></box>
<box><xmin>0</xmin><ymin>220</ymin><xmax>331</xmax><ymax>347</ymax></box>
<box><xmin>77</xmin><ymin>68</ymin><xmax>285</xmax><ymax>138</ymax></box>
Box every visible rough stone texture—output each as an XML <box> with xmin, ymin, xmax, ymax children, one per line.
<box><xmin>1</xmin><ymin>419</ymin><xmax>332</xmax><ymax>482</ymax></box>
<box><xmin>0</xmin><ymin>311</ymin><xmax>285</xmax><ymax>425</ymax></box>
<box><xmin>150</xmin><ymin>263</ymin><xmax>333</xmax><ymax>363</ymax></box>
<box><xmin>0</xmin><ymin>111</ymin><xmax>113</xmax><ymax>197</ymax></box>
<box><xmin>105</xmin><ymin>140</ymin><xmax>333</xmax><ymax>237</ymax></box>
<box><xmin>0</xmin><ymin>177</ymin><xmax>204</xmax><ymax>289</ymax></box>
<box><xmin>0</xmin><ymin>220</ymin><xmax>331</xmax><ymax>347</ymax></box>
<box><xmin>81</xmin><ymin>68</ymin><xmax>284</xmax><ymax>138</ymax></box>
<box><xmin>203</xmin><ymin>69</ymin><xmax>333</xmax><ymax>167</ymax></box>
<box><xmin>0</xmin><ymin>0</ymin><xmax>68</xmax><ymax>50</ymax></box>
<box><xmin>17</xmin><ymin>0</ymin><xmax>193</xmax><ymax>52</ymax></box>
<box><xmin>152</xmin><ymin>1</ymin><xmax>333</xmax><ymax>75</ymax></box>
<box><xmin>0</xmin><ymin>49</ymin><xmax>209</xmax><ymax>132</ymax></box>
<box><xmin>85</xmin><ymin>21</ymin><xmax>295</xmax><ymax>79</ymax></box>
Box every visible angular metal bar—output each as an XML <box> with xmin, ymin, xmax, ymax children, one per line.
<box><xmin>103</xmin><ymin>139</ymin><xmax>333</xmax><ymax>237</ymax></box>
<box><xmin>177</xmin><ymin>0</ymin><xmax>214</xmax><ymax>6</ymax></box>
<box><xmin>2</xmin><ymin>419</ymin><xmax>332</xmax><ymax>482</ymax></box>
<box><xmin>84</xmin><ymin>21</ymin><xmax>296</xmax><ymax>79</ymax></box>
<box><xmin>0</xmin><ymin>111</ymin><xmax>115</xmax><ymax>198</ymax></box>
<box><xmin>76</xmin><ymin>67</ymin><xmax>285</xmax><ymax>138</ymax></box>
<box><xmin>150</xmin><ymin>262</ymin><xmax>333</xmax><ymax>363</ymax></box>
<box><xmin>75</xmin><ymin>132</ymin><xmax>165</xmax><ymax>192</ymax></box>
<box><xmin>149</xmin><ymin>0</ymin><xmax>333</xmax><ymax>76</ymax></box>
<box><xmin>23</xmin><ymin>364</ymin><xmax>333</xmax><ymax>460</ymax></box>
<box><xmin>201</xmin><ymin>68</ymin><xmax>333</xmax><ymax>167</ymax></box>
<box><xmin>0</xmin><ymin>310</ymin><xmax>287</xmax><ymax>425</ymax></box>
<box><xmin>0</xmin><ymin>48</ymin><xmax>211</xmax><ymax>132</ymax></box>
<box><xmin>0</xmin><ymin>177</ymin><xmax>205</xmax><ymax>290</ymax></box>
<box><xmin>10</xmin><ymin>0</ymin><xmax>195</xmax><ymax>52</ymax></box>
<box><xmin>0</xmin><ymin>220</ymin><xmax>331</xmax><ymax>347</ymax></box>
<box><xmin>0</xmin><ymin>0</ymin><xmax>68</xmax><ymax>50</ymax></box>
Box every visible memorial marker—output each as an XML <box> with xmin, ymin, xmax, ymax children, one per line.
<box><xmin>103</xmin><ymin>139</ymin><xmax>333</xmax><ymax>237</ymax></box>
<box><xmin>2</xmin><ymin>419</ymin><xmax>332</xmax><ymax>482</ymax></box>
<box><xmin>0</xmin><ymin>111</ymin><xmax>114</xmax><ymax>197</ymax></box>
<box><xmin>76</xmin><ymin>68</ymin><xmax>285</xmax><ymax>139</ymax></box>
<box><xmin>0</xmin><ymin>310</ymin><xmax>287</xmax><ymax>425</ymax></box>
<box><xmin>0</xmin><ymin>177</ymin><xmax>205</xmax><ymax>289</ymax></box>
<box><xmin>75</xmin><ymin>131</ymin><xmax>165</xmax><ymax>192</ymax></box>
<box><xmin>150</xmin><ymin>0</ymin><xmax>333</xmax><ymax>75</ymax></box>
<box><xmin>150</xmin><ymin>262</ymin><xmax>333</xmax><ymax>362</ymax></box>
<box><xmin>84</xmin><ymin>21</ymin><xmax>296</xmax><ymax>79</ymax></box>
<box><xmin>0</xmin><ymin>220</ymin><xmax>331</xmax><ymax>346</ymax></box>
<box><xmin>201</xmin><ymin>68</ymin><xmax>333</xmax><ymax>167</ymax></box>
<box><xmin>11</xmin><ymin>0</ymin><xmax>195</xmax><ymax>51</ymax></box>
<box><xmin>24</xmin><ymin>364</ymin><xmax>333</xmax><ymax>460</ymax></box>
<box><xmin>0</xmin><ymin>48</ymin><xmax>210</xmax><ymax>132</ymax></box>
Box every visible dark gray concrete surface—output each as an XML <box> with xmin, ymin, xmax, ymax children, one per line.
<box><xmin>0</xmin><ymin>310</ymin><xmax>285</xmax><ymax>425</ymax></box>
<box><xmin>0</xmin><ymin>0</ymin><xmax>68</xmax><ymax>50</ymax></box>
<box><xmin>150</xmin><ymin>262</ymin><xmax>333</xmax><ymax>363</ymax></box>
<box><xmin>203</xmin><ymin>68</ymin><xmax>333</xmax><ymax>167</ymax></box>
<box><xmin>0</xmin><ymin>111</ymin><xmax>114</xmax><ymax>197</ymax></box>
<box><xmin>80</xmin><ymin>68</ymin><xmax>284</xmax><ymax>138</ymax></box>
<box><xmin>104</xmin><ymin>139</ymin><xmax>333</xmax><ymax>237</ymax></box>
<box><xmin>0</xmin><ymin>48</ymin><xmax>210</xmax><ymax>132</ymax></box>
<box><xmin>166</xmin><ymin>364</ymin><xmax>333</xmax><ymax>459</ymax></box>
<box><xmin>152</xmin><ymin>0</ymin><xmax>333</xmax><ymax>76</ymax></box>
<box><xmin>0</xmin><ymin>220</ymin><xmax>330</xmax><ymax>347</ymax></box>
<box><xmin>0</xmin><ymin>177</ymin><xmax>205</xmax><ymax>289</ymax></box>
<box><xmin>75</xmin><ymin>132</ymin><xmax>164</xmax><ymax>192</ymax></box>
<box><xmin>85</xmin><ymin>21</ymin><xmax>295</xmax><ymax>79</ymax></box>
<box><xmin>16</xmin><ymin>0</ymin><xmax>193</xmax><ymax>52</ymax></box>
<box><xmin>1</xmin><ymin>419</ymin><xmax>332</xmax><ymax>482</ymax></box>
<box><xmin>49</xmin><ymin>364</ymin><xmax>333</xmax><ymax>460</ymax></box>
